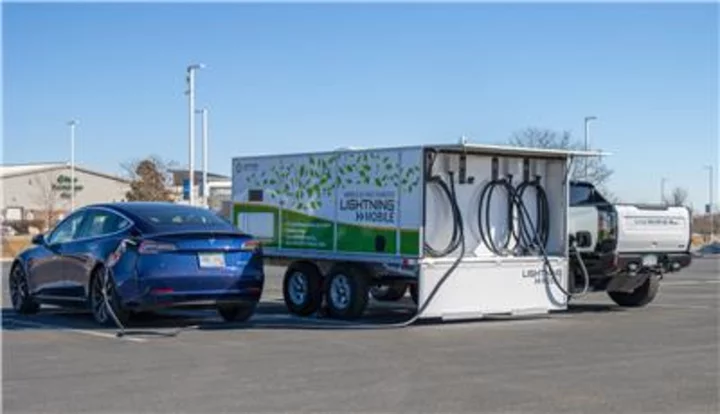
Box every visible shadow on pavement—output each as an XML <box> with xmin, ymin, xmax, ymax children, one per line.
<box><xmin>2</xmin><ymin>298</ymin><xmax>631</xmax><ymax>337</ymax></box>
<box><xmin>565</xmin><ymin>303</ymin><xmax>625</xmax><ymax>314</ymax></box>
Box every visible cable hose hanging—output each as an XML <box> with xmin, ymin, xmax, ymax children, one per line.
<box><xmin>423</xmin><ymin>174</ymin><xmax>464</xmax><ymax>257</ymax></box>
<box><xmin>506</xmin><ymin>187</ymin><xmax>590</xmax><ymax>299</ymax></box>
<box><xmin>515</xmin><ymin>178</ymin><xmax>550</xmax><ymax>253</ymax></box>
<box><xmin>477</xmin><ymin>178</ymin><xmax>516</xmax><ymax>255</ymax></box>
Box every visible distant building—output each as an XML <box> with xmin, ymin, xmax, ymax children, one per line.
<box><xmin>168</xmin><ymin>169</ymin><xmax>231</xmax><ymax>210</ymax></box>
<box><xmin>0</xmin><ymin>162</ymin><xmax>130</xmax><ymax>226</ymax></box>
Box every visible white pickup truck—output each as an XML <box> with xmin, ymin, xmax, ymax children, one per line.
<box><xmin>568</xmin><ymin>181</ymin><xmax>692</xmax><ymax>307</ymax></box>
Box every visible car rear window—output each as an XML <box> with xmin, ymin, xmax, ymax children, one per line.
<box><xmin>134</xmin><ymin>206</ymin><xmax>233</xmax><ymax>229</ymax></box>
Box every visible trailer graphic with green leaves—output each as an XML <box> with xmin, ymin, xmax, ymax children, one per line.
<box><xmin>231</xmin><ymin>147</ymin><xmax>424</xmax><ymax>258</ymax></box>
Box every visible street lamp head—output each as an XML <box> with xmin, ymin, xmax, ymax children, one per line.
<box><xmin>187</xmin><ymin>63</ymin><xmax>205</xmax><ymax>71</ymax></box>
<box><xmin>585</xmin><ymin>116</ymin><xmax>597</xmax><ymax>122</ymax></box>
<box><xmin>67</xmin><ymin>120</ymin><xmax>78</xmax><ymax>126</ymax></box>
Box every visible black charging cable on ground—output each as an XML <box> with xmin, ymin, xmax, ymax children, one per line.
<box><xmin>293</xmin><ymin>150</ymin><xmax>468</xmax><ymax>330</ymax></box>
<box><xmin>102</xmin><ymin>239</ymin><xmax>198</xmax><ymax>338</ymax></box>
<box><xmin>97</xmin><ymin>151</ymin><xmax>467</xmax><ymax>334</ymax></box>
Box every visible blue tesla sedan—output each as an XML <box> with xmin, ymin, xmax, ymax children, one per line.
<box><xmin>9</xmin><ymin>202</ymin><xmax>265</xmax><ymax>326</ymax></box>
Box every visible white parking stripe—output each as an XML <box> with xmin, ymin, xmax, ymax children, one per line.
<box><xmin>3</xmin><ymin>318</ymin><xmax>147</xmax><ymax>343</ymax></box>
<box><xmin>663</xmin><ymin>280</ymin><xmax>720</xmax><ymax>286</ymax></box>
<box><xmin>651</xmin><ymin>304</ymin><xmax>718</xmax><ymax>310</ymax></box>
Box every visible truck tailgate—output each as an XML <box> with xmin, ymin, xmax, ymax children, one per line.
<box><xmin>615</xmin><ymin>205</ymin><xmax>690</xmax><ymax>253</ymax></box>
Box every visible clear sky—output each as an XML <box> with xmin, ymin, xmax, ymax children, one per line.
<box><xmin>3</xmin><ymin>2</ymin><xmax>718</xmax><ymax>210</ymax></box>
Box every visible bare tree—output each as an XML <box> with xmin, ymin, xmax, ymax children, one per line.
<box><xmin>665</xmin><ymin>186</ymin><xmax>689</xmax><ymax>206</ymax></box>
<box><xmin>508</xmin><ymin>127</ymin><xmax>614</xmax><ymax>196</ymax></box>
<box><xmin>30</xmin><ymin>173</ymin><xmax>62</xmax><ymax>229</ymax></box>
<box><xmin>123</xmin><ymin>156</ymin><xmax>175</xmax><ymax>202</ymax></box>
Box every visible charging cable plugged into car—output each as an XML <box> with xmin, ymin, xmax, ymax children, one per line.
<box><xmin>101</xmin><ymin>238</ymin><xmax>199</xmax><ymax>339</ymax></box>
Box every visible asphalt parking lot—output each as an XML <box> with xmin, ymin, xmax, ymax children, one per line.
<box><xmin>2</xmin><ymin>258</ymin><xmax>718</xmax><ymax>413</ymax></box>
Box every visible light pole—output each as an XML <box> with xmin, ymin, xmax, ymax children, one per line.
<box><xmin>68</xmin><ymin>120</ymin><xmax>78</xmax><ymax>210</ymax></box>
<box><xmin>660</xmin><ymin>177</ymin><xmax>667</xmax><ymax>205</ymax></box>
<box><xmin>186</xmin><ymin>63</ymin><xmax>204</xmax><ymax>205</ymax></box>
<box><xmin>196</xmin><ymin>108</ymin><xmax>208</xmax><ymax>207</ymax></box>
<box><xmin>706</xmin><ymin>165</ymin><xmax>715</xmax><ymax>241</ymax></box>
<box><xmin>584</xmin><ymin>116</ymin><xmax>597</xmax><ymax>178</ymax></box>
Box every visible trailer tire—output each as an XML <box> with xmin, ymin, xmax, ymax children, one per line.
<box><xmin>608</xmin><ymin>274</ymin><xmax>660</xmax><ymax>308</ymax></box>
<box><xmin>370</xmin><ymin>282</ymin><xmax>408</xmax><ymax>302</ymax></box>
<box><xmin>283</xmin><ymin>262</ymin><xmax>323</xmax><ymax>316</ymax></box>
<box><xmin>325</xmin><ymin>264</ymin><xmax>369</xmax><ymax>320</ymax></box>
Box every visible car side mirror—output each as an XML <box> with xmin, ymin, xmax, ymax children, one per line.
<box><xmin>575</xmin><ymin>231</ymin><xmax>592</xmax><ymax>248</ymax></box>
<box><xmin>31</xmin><ymin>233</ymin><xmax>45</xmax><ymax>245</ymax></box>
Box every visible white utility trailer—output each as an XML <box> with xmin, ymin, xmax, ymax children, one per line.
<box><xmin>231</xmin><ymin>143</ymin><xmax>600</xmax><ymax>321</ymax></box>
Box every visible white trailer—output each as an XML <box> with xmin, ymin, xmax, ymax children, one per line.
<box><xmin>231</xmin><ymin>143</ymin><xmax>600</xmax><ymax>321</ymax></box>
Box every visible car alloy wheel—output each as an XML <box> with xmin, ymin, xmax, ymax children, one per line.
<box><xmin>9</xmin><ymin>265</ymin><xmax>39</xmax><ymax>314</ymax></box>
<box><xmin>89</xmin><ymin>270</ymin><xmax>127</xmax><ymax>326</ymax></box>
<box><xmin>10</xmin><ymin>266</ymin><xmax>27</xmax><ymax>311</ymax></box>
<box><xmin>90</xmin><ymin>274</ymin><xmax>111</xmax><ymax>325</ymax></box>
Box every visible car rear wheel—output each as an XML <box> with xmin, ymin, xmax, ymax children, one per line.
<box><xmin>217</xmin><ymin>303</ymin><xmax>256</xmax><ymax>322</ymax></box>
<box><xmin>9</xmin><ymin>264</ymin><xmax>40</xmax><ymax>314</ymax></box>
<box><xmin>283</xmin><ymin>262</ymin><xmax>323</xmax><ymax>316</ymax></box>
<box><xmin>608</xmin><ymin>274</ymin><xmax>660</xmax><ymax>307</ymax></box>
<box><xmin>89</xmin><ymin>269</ymin><xmax>129</xmax><ymax>327</ymax></box>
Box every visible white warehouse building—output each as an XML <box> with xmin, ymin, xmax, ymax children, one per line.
<box><xmin>0</xmin><ymin>162</ymin><xmax>130</xmax><ymax>226</ymax></box>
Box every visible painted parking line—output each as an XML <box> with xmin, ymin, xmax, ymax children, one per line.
<box><xmin>650</xmin><ymin>304</ymin><xmax>718</xmax><ymax>310</ymax></box>
<box><xmin>3</xmin><ymin>317</ymin><xmax>148</xmax><ymax>343</ymax></box>
<box><xmin>662</xmin><ymin>280</ymin><xmax>720</xmax><ymax>286</ymax></box>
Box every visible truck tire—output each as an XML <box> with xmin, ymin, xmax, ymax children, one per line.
<box><xmin>283</xmin><ymin>262</ymin><xmax>323</xmax><ymax>316</ymax></box>
<box><xmin>370</xmin><ymin>282</ymin><xmax>407</xmax><ymax>302</ymax></box>
<box><xmin>325</xmin><ymin>264</ymin><xmax>369</xmax><ymax>320</ymax></box>
<box><xmin>608</xmin><ymin>274</ymin><xmax>660</xmax><ymax>307</ymax></box>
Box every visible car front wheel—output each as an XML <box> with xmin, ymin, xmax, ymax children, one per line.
<box><xmin>9</xmin><ymin>264</ymin><xmax>40</xmax><ymax>314</ymax></box>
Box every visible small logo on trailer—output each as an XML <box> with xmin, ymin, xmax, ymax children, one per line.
<box><xmin>522</xmin><ymin>267</ymin><xmax>562</xmax><ymax>285</ymax></box>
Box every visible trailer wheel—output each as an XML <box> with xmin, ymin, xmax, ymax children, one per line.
<box><xmin>370</xmin><ymin>282</ymin><xmax>408</xmax><ymax>302</ymax></box>
<box><xmin>283</xmin><ymin>262</ymin><xmax>323</xmax><ymax>316</ymax></box>
<box><xmin>608</xmin><ymin>274</ymin><xmax>660</xmax><ymax>308</ymax></box>
<box><xmin>325</xmin><ymin>264</ymin><xmax>369</xmax><ymax>320</ymax></box>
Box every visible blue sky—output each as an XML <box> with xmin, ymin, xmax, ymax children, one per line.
<box><xmin>3</xmin><ymin>2</ymin><xmax>718</xmax><ymax>209</ymax></box>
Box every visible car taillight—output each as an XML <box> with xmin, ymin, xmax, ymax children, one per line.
<box><xmin>240</xmin><ymin>239</ymin><xmax>261</xmax><ymax>252</ymax></box>
<box><xmin>138</xmin><ymin>240</ymin><xmax>177</xmax><ymax>254</ymax></box>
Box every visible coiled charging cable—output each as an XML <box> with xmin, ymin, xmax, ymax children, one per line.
<box><xmin>506</xmin><ymin>184</ymin><xmax>590</xmax><ymax>299</ymax></box>
<box><xmin>477</xmin><ymin>176</ymin><xmax>517</xmax><ymax>255</ymax></box>
<box><xmin>515</xmin><ymin>176</ymin><xmax>550</xmax><ymax>253</ymax></box>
